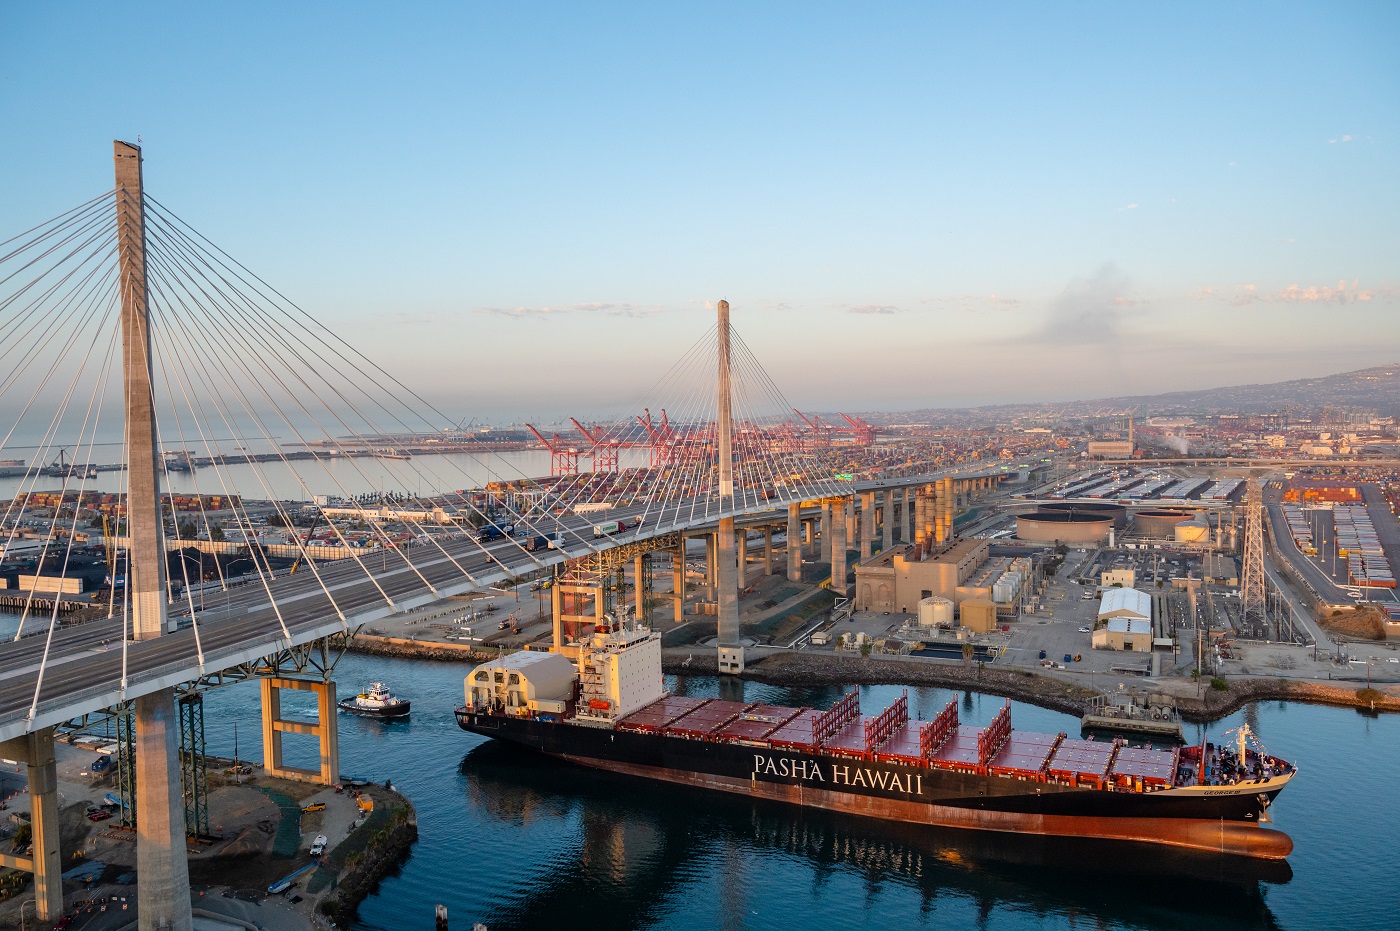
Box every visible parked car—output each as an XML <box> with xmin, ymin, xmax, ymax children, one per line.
<box><xmin>309</xmin><ymin>834</ymin><xmax>328</xmax><ymax>857</ymax></box>
<box><xmin>301</xmin><ymin>802</ymin><xmax>326</xmax><ymax>813</ymax></box>
<box><xmin>87</xmin><ymin>810</ymin><xmax>111</xmax><ymax>822</ymax></box>
<box><xmin>1078</xmin><ymin>626</ymin><xmax>1091</xmax><ymax>633</ymax></box>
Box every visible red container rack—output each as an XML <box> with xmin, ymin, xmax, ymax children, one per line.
<box><xmin>918</xmin><ymin>700</ymin><xmax>959</xmax><ymax>759</ymax></box>
<box><xmin>929</xmin><ymin>725</ymin><xmax>983</xmax><ymax>773</ymax></box>
<box><xmin>812</xmin><ymin>690</ymin><xmax>861</xmax><ymax>748</ymax></box>
<box><xmin>821</xmin><ymin>718</ymin><xmax>872</xmax><ymax>759</ymax></box>
<box><xmin>767</xmin><ymin>710</ymin><xmax>824</xmax><ymax>752</ymax></box>
<box><xmin>864</xmin><ymin>691</ymin><xmax>909</xmax><ymax>755</ymax></box>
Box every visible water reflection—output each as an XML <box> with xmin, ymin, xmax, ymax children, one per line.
<box><xmin>458</xmin><ymin>740</ymin><xmax>1287</xmax><ymax>931</ymax></box>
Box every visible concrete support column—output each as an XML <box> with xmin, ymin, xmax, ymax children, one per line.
<box><xmin>261</xmin><ymin>677</ymin><xmax>340</xmax><ymax>786</ymax></box>
<box><xmin>882</xmin><ymin>491</ymin><xmax>894</xmax><ymax>550</ymax></box>
<box><xmin>705</xmin><ymin>533</ymin><xmax>717</xmax><ymax>599</ymax></box>
<box><xmin>803</xmin><ymin>518</ymin><xmax>814</xmax><ymax>553</ymax></box>
<box><xmin>787</xmin><ymin>503</ymin><xmax>802</xmax><ymax>582</ymax></box>
<box><xmin>0</xmin><ymin>729</ymin><xmax>64</xmax><ymax>921</ymax></box>
<box><xmin>846</xmin><ymin>498</ymin><xmax>856</xmax><ymax>547</ymax></box>
<box><xmin>860</xmin><ymin>491</ymin><xmax>875</xmax><ymax>560</ymax></box>
<box><xmin>830</xmin><ymin>498</ymin><xmax>848</xmax><ymax>597</ymax></box>
<box><xmin>673</xmin><ymin>547</ymin><xmax>685</xmax><ymax>623</ymax></box>
<box><xmin>820</xmin><ymin>501</ymin><xmax>832</xmax><ymax>562</ymax></box>
<box><xmin>551</xmin><ymin>583</ymin><xmax>564</xmax><ymax>650</ymax></box>
<box><xmin>905</xmin><ymin>487</ymin><xmax>915</xmax><ymax>542</ymax></box>
<box><xmin>763</xmin><ymin>527</ymin><xmax>773</xmax><ymax>576</ymax></box>
<box><xmin>737</xmin><ymin>530</ymin><xmax>748</xmax><ymax>588</ymax></box>
<box><xmin>134</xmin><ymin>689</ymin><xmax>193</xmax><ymax>931</ymax></box>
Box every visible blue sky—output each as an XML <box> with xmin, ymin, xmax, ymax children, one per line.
<box><xmin>2</xmin><ymin>2</ymin><xmax>1397</xmax><ymax>421</ymax></box>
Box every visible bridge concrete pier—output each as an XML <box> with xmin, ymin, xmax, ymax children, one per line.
<box><xmin>763</xmin><ymin>527</ymin><xmax>773</xmax><ymax>576</ymax></box>
<box><xmin>820</xmin><ymin>502</ymin><xmax>832</xmax><ymax>562</ymax></box>
<box><xmin>260</xmin><ymin>677</ymin><xmax>340</xmax><ymax>786</ymax></box>
<box><xmin>134</xmin><ymin>690</ymin><xmax>193</xmax><ymax>931</ymax></box>
<box><xmin>787</xmin><ymin>504</ymin><xmax>802</xmax><ymax>582</ymax></box>
<box><xmin>673</xmin><ymin>546</ymin><xmax>685</xmax><ymax>623</ymax></box>
<box><xmin>705</xmin><ymin>533</ymin><xmax>717</xmax><ymax>600</ymax></box>
<box><xmin>0</xmin><ymin>728</ymin><xmax>63</xmax><ymax>921</ymax></box>
<box><xmin>882</xmin><ymin>491</ymin><xmax>894</xmax><ymax>550</ymax></box>
<box><xmin>846</xmin><ymin>498</ymin><xmax>856</xmax><ymax>548</ymax></box>
<box><xmin>829</xmin><ymin>498</ymin><xmax>848</xmax><ymax>598</ymax></box>
<box><xmin>860</xmin><ymin>491</ymin><xmax>874</xmax><ymax>559</ymax></box>
<box><xmin>737</xmin><ymin>530</ymin><xmax>749</xmax><ymax>588</ymax></box>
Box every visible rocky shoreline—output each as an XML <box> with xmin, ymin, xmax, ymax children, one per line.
<box><xmin>662</xmin><ymin>650</ymin><xmax>1400</xmax><ymax>724</ymax></box>
<box><xmin>343</xmin><ymin>633</ymin><xmax>1400</xmax><ymax>724</ymax></box>
<box><xmin>318</xmin><ymin>791</ymin><xmax>419</xmax><ymax>929</ymax></box>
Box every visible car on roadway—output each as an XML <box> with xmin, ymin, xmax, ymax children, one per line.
<box><xmin>302</xmin><ymin>802</ymin><xmax>326</xmax><ymax>813</ymax></box>
<box><xmin>1078</xmin><ymin>626</ymin><xmax>1091</xmax><ymax>633</ymax></box>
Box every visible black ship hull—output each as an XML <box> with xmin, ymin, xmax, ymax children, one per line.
<box><xmin>456</xmin><ymin>709</ymin><xmax>1293</xmax><ymax>859</ymax></box>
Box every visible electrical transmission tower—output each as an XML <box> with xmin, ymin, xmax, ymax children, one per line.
<box><xmin>1240</xmin><ymin>477</ymin><xmax>1268</xmax><ymax>637</ymax></box>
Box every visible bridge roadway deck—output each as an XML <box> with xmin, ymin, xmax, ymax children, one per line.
<box><xmin>0</xmin><ymin>472</ymin><xmax>976</xmax><ymax>740</ymax></box>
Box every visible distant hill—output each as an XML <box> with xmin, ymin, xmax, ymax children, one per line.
<box><xmin>857</xmin><ymin>364</ymin><xmax>1400</xmax><ymax>422</ymax></box>
<box><xmin>1086</xmin><ymin>364</ymin><xmax>1400</xmax><ymax>417</ymax></box>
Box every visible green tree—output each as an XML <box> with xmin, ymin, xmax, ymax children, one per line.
<box><xmin>962</xmin><ymin>642</ymin><xmax>975</xmax><ymax>666</ymax></box>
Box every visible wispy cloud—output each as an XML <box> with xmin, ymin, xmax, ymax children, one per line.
<box><xmin>1119</xmin><ymin>202</ymin><xmax>1140</xmax><ymax>211</ymax></box>
<box><xmin>474</xmin><ymin>302</ymin><xmax>660</xmax><ymax>319</ymax></box>
<box><xmin>1194</xmin><ymin>280</ymin><xmax>1395</xmax><ymax>306</ymax></box>
<box><xmin>846</xmin><ymin>304</ymin><xmax>902</xmax><ymax>315</ymax></box>
<box><xmin>922</xmin><ymin>294</ymin><xmax>1022</xmax><ymax>313</ymax></box>
<box><xmin>1329</xmin><ymin>134</ymin><xmax>1354</xmax><ymax>144</ymax></box>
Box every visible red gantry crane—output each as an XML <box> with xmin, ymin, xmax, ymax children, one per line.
<box><xmin>568</xmin><ymin>418</ymin><xmax>620</xmax><ymax>473</ymax></box>
<box><xmin>525</xmin><ymin>424</ymin><xmax>581</xmax><ymax>476</ymax></box>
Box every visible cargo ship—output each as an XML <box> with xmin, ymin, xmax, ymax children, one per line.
<box><xmin>456</xmin><ymin>620</ymin><xmax>1295</xmax><ymax>859</ymax></box>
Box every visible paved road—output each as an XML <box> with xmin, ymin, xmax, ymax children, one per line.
<box><xmin>0</xmin><ymin>469</ymin><xmax>995</xmax><ymax>740</ymax></box>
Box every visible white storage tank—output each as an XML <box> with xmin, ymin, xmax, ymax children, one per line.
<box><xmin>918</xmin><ymin>596</ymin><xmax>955</xmax><ymax>627</ymax></box>
<box><xmin>1175</xmin><ymin>519</ymin><xmax>1210</xmax><ymax>544</ymax></box>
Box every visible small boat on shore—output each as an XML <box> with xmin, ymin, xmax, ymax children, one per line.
<box><xmin>339</xmin><ymin>682</ymin><xmax>411</xmax><ymax>717</ymax></box>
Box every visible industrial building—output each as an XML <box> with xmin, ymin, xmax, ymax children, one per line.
<box><xmin>1096</xmin><ymin>587</ymin><xmax>1152</xmax><ymax>623</ymax></box>
<box><xmin>1093</xmin><ymin>618</ymin><xmax>1153</xmax><ymax>651</ymax></box>
<box><xmin>1093</xmin><ymin>586</ymin><xmax>1153</xmax><ymax>651</ymax></box>
<box><xmin>1086</xmin><ymin>419</ymin><xmax>1134</xmax><ymax>459</ymax></box>
<box><xmin>854</xmin><ymin>537</ymin><xmax>991</xmax><ymax>613</ymax></box>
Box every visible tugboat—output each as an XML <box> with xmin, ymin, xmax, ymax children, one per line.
<box><xmin>338</xmin><ymin>682</ymin><xmax>410</xmax><ymax>718</ymax></box>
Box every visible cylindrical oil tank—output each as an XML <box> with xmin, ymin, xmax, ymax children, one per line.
<box><xmin>1039</xmin><ymin>501</ymin><xmax>1127</xmax><ymax>529</ymax></box>
<box><xmin>918</xmin><ymin>595</ymin><xmax>954</xmax><ymax>627</ymax></box>
<box><xmin>1135</xmin><ymin>509</ymin><xmax>1196</xmax><ymax>538</ymax></box>
<box><xmin>1175</xmin><ymin>519</ymin><xmax>1210</xmax><ymax>543</ymax></box>
<box><xmin>1016</xmin><ymin>510</ymin><xmax>1114</xmax><ymax>545</ymax></box>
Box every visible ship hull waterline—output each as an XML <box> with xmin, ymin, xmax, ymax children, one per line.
<box><xmin>458</xmin><ymin>711</ymin><xmax>1293</xmax><ymax>861</ymax></box>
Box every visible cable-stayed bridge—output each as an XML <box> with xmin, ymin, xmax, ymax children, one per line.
<box><xmin>0</xmin><ymin>143</ymin><xmax>1005</xmax><ymax>927</ymax></box>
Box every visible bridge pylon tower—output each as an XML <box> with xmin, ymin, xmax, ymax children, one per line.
<box><xmin>715</xmin><ymin>300</ymin><xmax>744</xmax><ymax>674</ymax></box>
<box><xmin>115</xmin><ymin>139</ymin><xmax>195</xmax><ymax>931</ymax></box>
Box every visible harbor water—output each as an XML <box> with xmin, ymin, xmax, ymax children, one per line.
<box><xmin>177</xmin><ymin>652</ymin><xmax>1396</xmax><ymax>931</ymax></box>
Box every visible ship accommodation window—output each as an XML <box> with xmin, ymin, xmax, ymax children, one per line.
<box><xmin>509</xmin><ymin>674</ymin><xmax>520</xmax><ymax>685</ymax></box>
<box><xmin>474</xmin><ymin>671</ymin><xmax>489</xmax><ymax>682</ymax></box>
